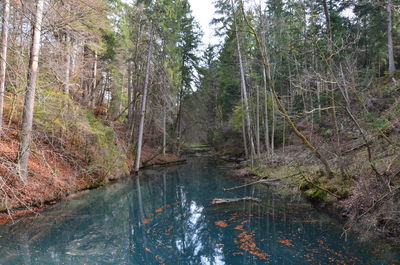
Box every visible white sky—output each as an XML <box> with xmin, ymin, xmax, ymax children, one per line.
<box><xmin>189</xmin><ymin>0</ymin><xmax>219</xmax><ymax>48</ymax></box>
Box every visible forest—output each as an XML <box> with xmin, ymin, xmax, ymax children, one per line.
<box><xmin>0</xmin><ymin>0</ymin><xmax>400</xmax><ymax>259</ymax></box>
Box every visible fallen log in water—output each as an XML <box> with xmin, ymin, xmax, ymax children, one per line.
<box><xmin>212</xmin><ymin>197</ymin><xmax>261</xmax><ymax>205</ymax></box>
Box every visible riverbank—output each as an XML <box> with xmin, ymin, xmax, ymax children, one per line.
<box><xmin>220</xmin><ymin>143</ymin><xmax>400</xmax><ymax>246</ymax></box>
<box><xmin>0</xmin><ymin>121</ymin><xmax>184</xmax><ymax>225</ymax></box>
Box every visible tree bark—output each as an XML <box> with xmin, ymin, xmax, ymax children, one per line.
<box><xmin>18</xmin><ymin>0</ymin><xmax>45</xmax><ymax>181</ymax></box>
<box><xmin>134</xmin><ymin>26</ymin><xmax>154</xmax><ymax>172</ymax></box>
<box><xmin>63</xmin><ymin>33</ymin><xmax>71</xmax><ymax>96</ymax></box>
<box><xmin>387</xmin><ymin>0</ymin><xmax>395</xmax><ymax>75</ymax></box>
<box><xmin>162</xmin><ymin>105</ymin><xmax>167</xmax><ymax>156</ymax></box>
<box><xmin>0</xmin><ymin>0</ymin><xmax>10</xmax><ymax>130</ymax></box>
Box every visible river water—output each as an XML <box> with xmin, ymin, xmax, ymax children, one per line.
<box><xmin>0</xmin><ymin>157</ymin><xmax>399</xmax><ymax>264</ymax></box>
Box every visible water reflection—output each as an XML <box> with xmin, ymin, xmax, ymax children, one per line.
<box><xmin>0</xmin><ymin>158</ymin><xmax>399</xmax><ymax>264</ymax></box>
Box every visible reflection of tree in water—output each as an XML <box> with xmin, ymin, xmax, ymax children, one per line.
<box><xmin>147</xmin><ymin>159</ymin><xmax>228</xmax><ymax>265</ymax></box>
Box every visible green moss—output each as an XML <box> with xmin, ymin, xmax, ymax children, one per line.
<box><xmin>299</xmin><ymin>180</ymin><xmax>311</xmax><ymax>191</ymax></box>
<box><xmin>249</xmin><ymin>164</ymin><xmax>270</xmax><ymax>178</ymax></box>
<box><xmin>32</xmin><ymin>89</ymin><xmax>129</xmax><ymax>181</ymax></box>
<box><xmin>305</xmin><ymin>189</ymin><xmax>328</xmax><ymax>201</ymax></box>
<box><xmin>85</xmin><ymin>181</ymin><xmax>106</xmax><ymax>190</ymax></box>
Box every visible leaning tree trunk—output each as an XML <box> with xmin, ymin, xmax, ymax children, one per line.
<box><xmin>18</xmin><ymin>0</ymin><xmax>45</xmax><ymax>181</ymax></box>
<box><xmin>134</xmin><ymin>27</ymin><xmax>154</xmax><ymax>172</ymax></box>
<box><xmin>387</xmin><ymin>0</ymin><xmax>395</xmax><ymax>75</ymax></box>
<box><xmin>0</xmin><ymin>0</ymin><xmax>10</xmax><ymax>131</ymax></box>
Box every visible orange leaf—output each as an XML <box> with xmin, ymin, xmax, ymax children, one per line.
<box><xmin>214</xmin><ymin>221</ymin><xmax>229</xmax><ymax>227</ymax></box>
<box><xmin>277</xmin><ymin>239</ymin><xmax>294</xmax><ymax>247</ymax></box>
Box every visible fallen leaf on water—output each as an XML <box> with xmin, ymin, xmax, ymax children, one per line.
<box><xmin>155</xmin><ymin>255</ymin><xmax>165</xmax><ymax>264</ymax></box>
<box><xmin>234</xmin><ymin>230</ymin><xmax>270</xmax><ymax>260</ymax></box>
<box><xmin>214</xmin><ymin>221</ymin><xmax>229</xmax><ymax>227</ymax></box>
<box><xmin>277</xmin><ymin>239</ymin><xmax>294</xmax><ymax>247</ymax></box>
<box><xmin>234</xmin><ymin>225</ymin><xmax>244</xmax><ymax>230</ymax></box>
<box><xmin>241</xmin><ymin>220</ymin><xmax>250</xmax><ymax>225</ymax></box>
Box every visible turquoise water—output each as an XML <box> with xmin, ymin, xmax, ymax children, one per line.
<box><xmin>0</xmin><ymin>158</ymin><xmax>399</xmax><ymax>264</ymax></box>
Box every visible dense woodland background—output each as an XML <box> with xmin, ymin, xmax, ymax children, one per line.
<box><xmin>0</xmin><ymin>0</ymin><xmax>400</xmax><ymax>243</ymax></box>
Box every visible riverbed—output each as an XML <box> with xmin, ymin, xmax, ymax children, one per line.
<box><xmin>0</xmin><ymin>158</ymin><xmax>398</xmax><ymax>264</ymax></box>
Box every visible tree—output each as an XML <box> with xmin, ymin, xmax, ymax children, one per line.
<box><xmin>135</xmin><ymin>26</ymin><xmax>154</xmax><ymax>172</ymax></box>
<box><xmin>0</xmin><ymin>0</ymin><xmax>10</xmax><ymax>130</ymax></box>
<box><xmin>18</xmin><ymin>0</ymin><xmax>45</xmax><ymax>181</ymax></box>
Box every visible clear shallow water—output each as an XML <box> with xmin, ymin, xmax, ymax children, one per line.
<box><xmin>0</xmin><ymin>158</ymin><xmax>399</xmax><ymax>264</ymax></box>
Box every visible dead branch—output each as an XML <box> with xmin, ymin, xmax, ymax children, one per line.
<box><xmin>223</xmin><ymin>173</ymin><xmax>301</xmax><ymax>191</ymax></box>
<box><xmin>142</xmin><ymin>148</ymin><xmax>162</xmax><ymax>166</ymax></box>
<box><xmin>212</xmin><ymin>197</ymin><xmax>261</xmax><ymax>205</ymax></box>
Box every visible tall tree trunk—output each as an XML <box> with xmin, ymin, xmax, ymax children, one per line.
<box><xmin>135</xmin><ymin>27</ymin><xmax>154</xmax><ymax>172</ymax></box>
<box><xmin>0</xmin><ymin>0</ymin><xmax>10</xmax><ymax>130</ymax></box>
<box><xmin>129</xmin><ymin>13</ymin><xmax>144</xmax><ymax>145</ymax></box>
<box><xmin>162</xmin><ymin>105</ymin><xmax>167</xmax><ymax>156</ymax></box>
<box><xmin>262</xmin><ymin>67</ymin><xmax>270</xmax><ymax>156</ymax></box>
<box><xmin>241</xmin><ymin>87</ymin><xmax>248</xmax><ymax>157</ymax></box>
<box><xmin>270</xmin><ymin>84</ymin><xmax>275</xmax><ymax>155</ymax></box>
<box><xmin>91</xmin><ymin>51</ymin><xmax>98</xmax><ymax>108</ymax></box>
<box><xmin>63</xmin><ymin>33</ymin><xmax>71</xmax><ymax>96</ymax></box>
<box><xmin>18</xmin><ymin>0</ymin><xmax>45</xmax><ymax>181</ymax></box>
<box><xmin>256</xmin><ymin>85</ymin><xmax>261</xmax><ymax>157</ymax></box>
<box><xmin>387</xmin><ymin>0</ymin><xmax>395</xmax><ymax>75</ymax></box>
<box><xmin>231</xmin><ymin>0</ymin><xmax>256</xmax><ymax>165</ymax></box>
<box><xmin>127</xmin><ymin>60</ymin><xmax>134</xmax><ymax>128</ymax></box>
<box><xmin>82</xmin><ymin>45</ymin><xmax>90</xmax><ymax>102</ymax></box>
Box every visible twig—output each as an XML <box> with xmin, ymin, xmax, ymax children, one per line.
<box><xmin>223</xmin><ymin>180</ymin><xmax>265</xmax><ymax>191</ymax></box>
<box><xmin>342</xmin><ymin>186</ymin><xmax>400</xmax><ymax>238</ymax></box>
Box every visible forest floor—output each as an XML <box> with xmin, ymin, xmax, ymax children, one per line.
<box><xmin>0</xmin><ymin>122</ymin><xmax>184</xmax><ymax>225</ymax></box>
<box><xmin>222</xmin><ymin>136</ymin><xmax>400</xmax><ymax>246</ymax></box>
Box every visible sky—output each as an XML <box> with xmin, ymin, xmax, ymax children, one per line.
<box><xmin>188</xmin><ymin>0</ymin><xmax>219</xmax><ymax>47</ymax></box>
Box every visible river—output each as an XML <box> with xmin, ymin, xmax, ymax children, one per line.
<box><xmin>0</xmin><ymin>157</ymin><xmax>399</xmax><ymax>264</ymax></box>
